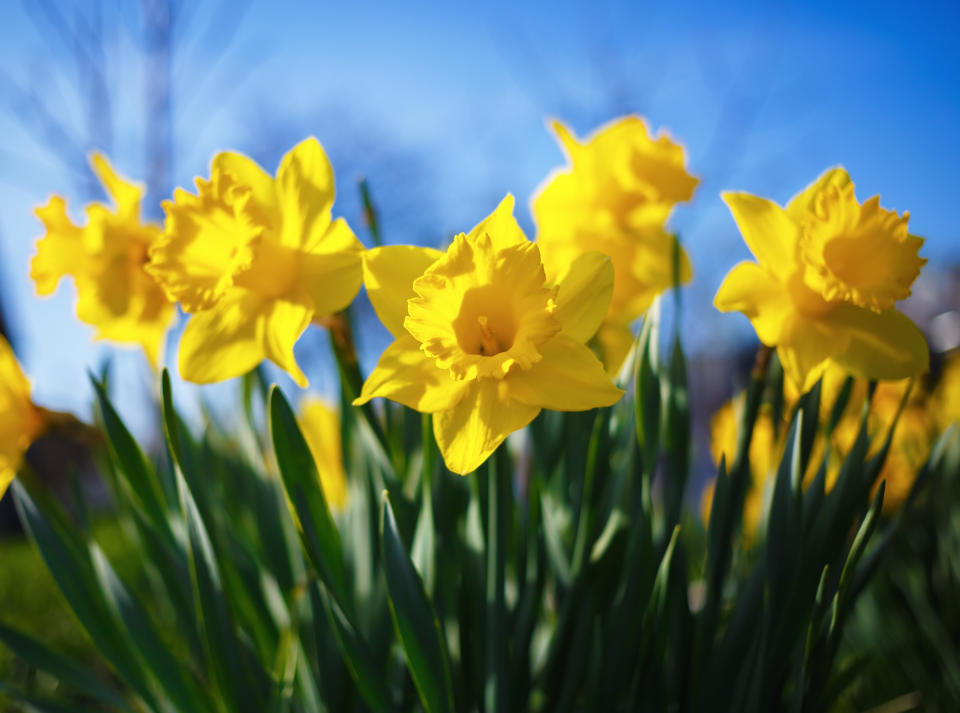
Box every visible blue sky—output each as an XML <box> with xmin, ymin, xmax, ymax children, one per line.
<box><xmin>0</xmin><ymin>0</ymin><xmax>958</xmax><ymax>434</ymax></box>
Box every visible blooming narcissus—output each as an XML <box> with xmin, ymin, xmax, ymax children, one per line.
<box><xmin>298</xmin><ymin>397</ymin><xmax>348</xmax><ymax>510</ymax></box>
<box><xmin>715</xmin><ymin>168</ymin><xmax>929</xmax><ymax>393</ymax></box>
<box><xmin>147</xmin><ymin>138</ymin><xmax>364</xmax><ymax>387</ymax></box>
<box><xmin>532</xmin><ymin>116</ymin><xmax>698</xmax><ymax>372</ymax></box>
<box><xmin>356</xmin><ymin>195</ymin><xmax>624</xmax><ymax>474</ymax></box>
<box><xmin>0</xmin><ymin>336</ymin><xmax>46</xmax><ymax>500</ymax></box>
<box><xmin>31</xmin><ymin>153</ymin><xmax>175</xmax><ymax>367</ymax></box>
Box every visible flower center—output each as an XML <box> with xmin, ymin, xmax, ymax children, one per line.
<box><xmin>235</xmin><ymin>240</ymin><xmax>300</xmax><ymax>299</ymax></box>
<box><xmin>405</xmin><ymin>233</ymin><xmax>561</xmax><ymax>381</ymax></box>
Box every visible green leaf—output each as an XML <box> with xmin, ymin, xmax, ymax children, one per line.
<box><xmin>0</xmin><ymin>682</ymin><xmax>106</xmax><ymax>713</ymax></box>
<box><xmin>91</xmin><ymin>374</ymin><xmax>171</xmax><ymax>538</ymax></box>
<box><xmin>174</xmin><ymin>465</ymin><xmax>256</xmax><ymax>713</ymax></box>
<box><xmin>381</xmin><ymin>493</ymin><xmax>456</xmax><ymax>713</ymax></box>
<box><xmin>0</xmin><ymin>623</ymin><xmax>133</xmax><ymax>712</ymax></box>
<box><xmin>269</xmin><ymin>386</ymin><xmax>351</xmax><ymax>613</ymax></box>
<box><xmin>89</xmin><ymin>543</ymin><xmax>210</xmax><ymax>713</ymax></box>
<box><xmin>313</xmin><ymin>584</ymin><xmax>393</xmax><ymax>713</ymax></box>
<box><xmin>11</xmin><ymin>481</ymin><xmax>160</xmax><ymax>711</ymax></box>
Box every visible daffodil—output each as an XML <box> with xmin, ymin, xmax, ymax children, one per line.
<box><xmin>933</xmin><ymin>349</ymin><xmax>960</xmax><ymax>429</ymax></box>
<box><xmin>32</xmin><ymin>154</ymin><xmax>175</xmax><ymax>367</ymax></box>
<box><xmin>701</xmin><ymin>396</ymin><xmax>783</xmax><ymax>541</ymax></box>
<box><xmin>356</xmin><ymin>195</ymin><xmax>624</xmax><ymax>474</ymax></box>
<box><xmin>298</xmin><ymin>397</ymin><xmax>348</xmax><ymax>510</ymax></box>
<box><xmin>0</xmin><ymin>336</ymin><xmax>46</xmax><ymax>500</ymax></box>
<box><xmin>532</xmin><ymin>116</ymin><xmax>699</xmax><ymax>371</ymax></box>
<box><xmin>715</xmin><ymin>168</ymin><xmax>929</xmax><ymax>393</ymax></box>
<box><xmin>148</xmin><ymin>138</ymin><xmax>364</xmax><ymax>387</ymax></box>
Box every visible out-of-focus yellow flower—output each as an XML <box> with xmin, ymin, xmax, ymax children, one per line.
<box><xmin>0</xmin><ymin>337</ymin><xmax>46</xmax><ymax>500</ymax></box>
<box><xmin>702</xmin><ymin>397</ymin><xmax>783</xmax><ymax>541</ymax></box>
<box><xmin>532</xmin><ymin>117</ymin><xmax>698</xmax><ymax>372</ymax></box>
<box><xmin>32</xmin><ymin>154</ymin><xmax>175</xmax><ymax>367</ymax></box>
<box><xmin>298</xmin><ymin>398</ymin><xmax>348</xmax><ymax>510</ymax></box>
<box><xmin>829</xmin><ymin>378</ymin><xmax>934</xmax><ymax>514</ymax></box>
<box><xmin>356</xmin><ymin>195</ymin><xmax>624</xmax><ymax>474</ymax></box>
<box><xmin>715</xmin><ymin>168</ymin><xmax>929</xmax><ymax>393</ymax></box>
<box><xmin>148</xmin><ymin>138</ymin><xmax>363</xmax><ymax>387</ymax></box>
<box><xmin>934</xmin><ymin>349</ymin><xmax>960</xmax><ymax>429</ymax></box>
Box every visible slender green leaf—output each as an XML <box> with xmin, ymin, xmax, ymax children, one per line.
<box><xmin>381</xmin><ymin>493</ymin><xmax>456</xmax><ymax>713</ymax></box>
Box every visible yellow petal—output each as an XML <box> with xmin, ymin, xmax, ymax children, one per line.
<box><xmin>0</xmin><ymin>468</ymin><xmax>13</xmax><ymax>503</ymax></box>
<box><xmin>211</xmin><ymin>151</ymin><xmax>279</xmax><ymax>229</ymax></box>
<box><xmin>89</xmin><ymin>153</ymin><xmax>142</xmax><ymax>217</ymax></box>
<box><xmin>363</xmin><ymin>245</ymin><xmax>442</xmax><ymax>337</ymax></box>
<box><xmin>776</xmin><ymin>314</ymin><xmax>839</xmax><ymax>393</ymax></box>
<box><xmin>553</xmin><ymin>252</ymin><xmax>614</xmax><ymax>343</ymax></box>
<box><xmin>276</xmin><ymin>137</ymin><xmax>334</xmax><ymax>248</ymax></box>
<box><xmin>507</xmin><ymin>334</ymin><xmax>624</xmax><ymax>410</ymax></box>
<box><xmin>785</xmin><ymin>166</ymin><xmax>851</xmax><ymax>222</ymax></box>
<box><xmin>299</xmin><ymin>218</ymin><xmax>365</xmax><ymax>318</ymax></box>
<box><xmin>354</xmin><ymin>335</ymin><xmax>467</xmax><ymax>412</ymax></box>
<box><xmin>466</xmin><ymin>194</ymin><xmax>529</xmax><ymax>251</ymax></box>
<box><xmin>596</xmin><ymin>320</ymin><xmax>635</xmax><ymax>376</ymax></box>
<box><xmin>548</xmin><ymin>118</ymin><xmax>582</xmax><ymax>161</ymax></box>
<box><xmin>261</xmin><ymin>299</ymin><xmax>314</xmax><ymax>388</ymax></box>
<box><xmin>828</xmin><ymin>304</ymin><xmax>929</xmax><ymax>381</ymax></box>
<box><xmin>298</xmin><ymin>398</ymin><xmax>348</xmax><ymax>510</ymax></box>
<box><xmin>433</xmin><ymin>380</ymin><xmax>539</xmax><ymax>475</ymax></box>
<box><xmin>714</xmin><ymin>262</ymin><xmax>793</xmax><ymax>345</ymax></box>
<box><xmin>722</xmin><ymin>192</ymin><xmax>798</xmax><ymax>277</ymax></box>
<box><xmin>178</xmin><ymin>291</ymin><xmax>270</xmax><ymax>384</ymax></box>
<box><xmin>31</xmin><ymin>197</ymin><xmax>88</xmax><ymax>295</ymax></box>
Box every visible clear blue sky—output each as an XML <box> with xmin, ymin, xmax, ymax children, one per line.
<box><xmin>0</xmin><ymin>0</ymin><xmax>958</xmax><ymax>434</ymax></box>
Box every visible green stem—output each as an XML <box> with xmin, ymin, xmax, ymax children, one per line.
<box><xmin>485</xmin><ymin>452</ymin><xmax>509</xmax><ymax>713</ymax></box>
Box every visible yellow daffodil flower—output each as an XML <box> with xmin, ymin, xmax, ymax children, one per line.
<box><xmin>532</xmin><ymin>116</ymin><xmax>699</xmax><ymax>371</ymax></box>
<box><xmin>298</xmin><ymin>398</ymin><xmax>348</xmax><ymax>510</ymax></box>
<box><xmin>356</xmin><ymin>195</ymin><xmax>624</xmax><ymax>474</ymax></box>
<box><xmin>0</xmin><ymin>336</ymin><xmax>46</xmax><ymax>500</ymax></box>
<box><xmin>933</xmin><ymin>349</ymin><xmax>960</xmax><ymax>429</ymax></box>
<box><xmin>701</xmin><ymin>397</ymin><xmax>782</xmax><ymax>541</ymax></box>
<box><xmin>715</xmin><ymin>168</ymin><xmax>929</xmax><ymax>393</ymax></box>
<box><xmin>148</xmin><ymin>138</ymin><xmax>364</xmax><ymax>387</ymax></box>
<box><xmin>32</xmin><ymin>154</ymin><xmax>175</xmax><ymax>367</ymax></box>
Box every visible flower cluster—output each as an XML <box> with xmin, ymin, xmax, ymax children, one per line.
<box><xmin>6</xmin><ymin>116</ymin><xmax>944</xmax><ymax>485</ymax></box>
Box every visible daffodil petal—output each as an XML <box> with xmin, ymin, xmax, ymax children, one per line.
<box><xmin>31</xmin><ymin>197</ymin><xmax>88</xmax><ymax>295</ymax></box>
<box><xmin>548</xmin><ymin>118</ymin><xmax>582</xmax><ymax>161</ymax></box>
<box><xmin>300</xmin><ymin>218</ymin><xmax>364</xmax><ymax>318</ymax></box>
<box><xmin>466</xmin><ymin>194</ymin><xmax>528</xmax><ymax>251</ymax></box>
<box><xmin>363</xmin><ymin>245</ymin><xmax>442</xmax><ymax>337</ymax></box>
<box><xmin>89</xmin><ymin>153</ymin><xmax>142</xmax><ymax>217</ymax></box>
<box><xmin>355</xmin><ymin>335</ymin><xmax>467</xmax><ymax>412</ymax></box>
<box><xmin>721</xmin><ymin>192</ymin><xmax>798</xmax><ymax>277</ymax></box>
<box><xmin>785</xmin><ymin>167</ymin><xmax>851</xmax><ymax>222</ymax></box>
<box><xmin>596</xmin><ymin>320</ymin><xmax>635</xmax><ymax>376</ymax></box>
<box><xmin>507</xmin><ymin>335</ymin><xmax>624</xmax><ymax>410</ymax></box>
<box><xmin>262</xmin><ymin>299</ymin><xmax>313</xmax><ymax>388</ymax></box>
<box><xmin>714</xmin><ymin>261</ymin><xmax>793</xmax><ymax>345</ymax></box>
<box><xmin>178</xmin><ymin>291</ymin><xmax>269</xmax><ymax>384</ymax></box>
<box><xmin>776</xmin><ymin>314</ymin><xmax>839</xmax><ymax>393</ymax></box>
<box><xmin>433</xmin><ymin>380</ymin><xmax>539</xmax><ymax>475</ymax></box>
<box><xmin>554</xmin><ymin>252</ymin><xmax>614</xmax><ymax>343</ymax></box>
<box><xmin>0</xmin><ymin>468</ymin><xmax>14</xmax><ymax>502</ymax></box>
<box><xmin>212</xmin><ymin>151</ymin><xmax>279</xmax><ymax>227</ymax></box>
<box><xmin>828</xmin><ymin>304</ymin><xmax>929</xmax><ymax>380</ymax></box>
<box><xmin>276</xmin><ymin>137</ymin><xmax>335</xmax><ymax>248</ymax></box>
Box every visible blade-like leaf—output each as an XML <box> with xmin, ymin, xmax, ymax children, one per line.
<box><xmin>381</xmin><ymin>493</ymin><xmax>456</xmax><ymax>713</ymax></box>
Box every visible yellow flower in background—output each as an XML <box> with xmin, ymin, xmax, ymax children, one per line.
<box><xmin>148</xmin><ymin>138</ymin><xmax>364</xmax><ymax>387</ymax></box>
<box><xmin>933</xmin><ymin>349</ymin><xmax>960</xmax><ymax>429</ymax></box>
<box><xmin>298</xmin><ymin>398</ymin><xmax>348</xmax><ymax>510</ymax></box>
<box><xmin>701</xmin><ymin>397</ymin><xmax>783</xmax><ymax>541</ymax></box>
<box><xmin>715</xmin><ymin>168</ymin><xmax>929</xmax><ymax>393</ymax></box>
<box><xmin>357</xmin><ymin>195</ymin><xmax>624</xmax><ymax>474</ymax></box>
<box><xmin>32</xmin><ymin>154</ymin><xmax>175</xmax><ymax>367</ymax></box>
<box><xmin>532</xmin><ymin>116</ymin><xmax>699</xmax><ymax>372</ymax></box>
<box><xmin>0</xmin><ymin>336</ymin><xmax>46</xmax><ymax>500</ymax></box>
